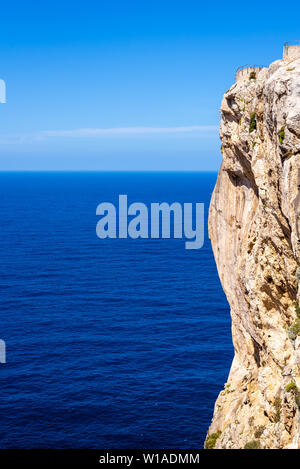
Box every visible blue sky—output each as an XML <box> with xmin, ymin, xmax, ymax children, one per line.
<box><xmin>0</xmin><ymin>0</ymin><xmax>300</xmax><ymax>171</ymax></box>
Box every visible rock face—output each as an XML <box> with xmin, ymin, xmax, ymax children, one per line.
<box><xmin>207</xmin><ymin>57</ymin><xmax>300</xmax><ymax>449</ymax></box>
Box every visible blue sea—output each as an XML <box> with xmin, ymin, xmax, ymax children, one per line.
<box><xmin>0</xmin><ymin>172</ymin><xmax>233</xmax><ymax>449</ymax></box>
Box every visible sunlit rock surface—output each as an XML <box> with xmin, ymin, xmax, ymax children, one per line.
<box><xmin>207</xmin><ymin>56</ymin><xmax>300</xmax><ymax>449</ymax></box>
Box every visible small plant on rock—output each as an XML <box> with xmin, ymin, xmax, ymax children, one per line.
<box><xmin>274</xmin><ymin>397</ymin><xmax>282</xmax><ymax>422</ymax></box>
<box><xmin>288</xmin><ymin>318</ymin><xmax>300</xmax><ymax>340</ymax></box>
<box><xmin>249</xmin><ymin>113</ymin><xmax>257</xmax><ymax>133</ymax></box>
<box><xmin>205</xmin><ymin>430</ymin><xmax>221</xmax><ymax>449</ymax></box>
<box><xmin>254</xmin><ymin>425</ymin><xmax>265</xmax><ymax>439</ymax></box>
<box><xmin>244</xmin><ymin>440</ymin><xmax>260</xmax><ymax>449</ymax></box>
<box><xmin>285</xmin><ymin>381</ymin><xmax>300</xmax><ymax>408</ymax></box>
<box><xmin>279</xmin><ymin>126</ymin><xmax>285</xmax><ymax>144</ymax></box>
<box><xmin>295</xmin><ymin>301</ymin><xmax>300</xmax><ymax>318</ymax></box>
<box><xmin>249</xmin><ymin>71</ymin><xmax>256</xmax><ymax>80</ymax></box>
<box><xmin>286</xmin><ymin>381</ymin><xmax>297</xmax><ymax>393</ymax></box>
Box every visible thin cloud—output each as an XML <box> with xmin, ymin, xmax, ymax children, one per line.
<box><xmin>0</xmin><ymin>125</ymin><xmax>218</xmax><ymax>145</ymax></box>
<box><xmin>42</xmin><ymin>126</ymin><xmax>218</xmax><ymax>137</ymax></box>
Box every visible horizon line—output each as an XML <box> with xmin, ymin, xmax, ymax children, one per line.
<box><xmin>0</xmin><ymin>169</ymin><xmax>219</xmax><ymax>173</ymax></box>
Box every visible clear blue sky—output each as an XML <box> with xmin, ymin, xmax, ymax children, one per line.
<box><xmin>0</xmin><ymin>0</ymin><xmax>299</xmax><ymax>171</ymax></box>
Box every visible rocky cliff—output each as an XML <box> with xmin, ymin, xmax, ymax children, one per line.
<box><xmin>206</xmin><ymin>55</ymin><xmax>300</xmax><ymax>449</ymax></box>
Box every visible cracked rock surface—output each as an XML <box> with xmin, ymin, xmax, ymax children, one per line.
<box><xmin>207</xmin><ymin>57</ymin><xmax>300</xmax><ymax>449</ymax></box>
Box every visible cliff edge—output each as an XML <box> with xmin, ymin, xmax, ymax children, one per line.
<box><xmin>207</xmin><ymin>55</ymin><xmax>300</xmax><ymax>449</ymax></box>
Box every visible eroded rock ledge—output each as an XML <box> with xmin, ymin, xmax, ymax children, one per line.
<box><xmin>206</xmin><ymin>56</ymin><xmax>300</xmax><ymax>449</ymax></box>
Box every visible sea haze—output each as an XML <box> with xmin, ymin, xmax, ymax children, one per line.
<box><xmin>0</xmin><ymin>171</ymin><xmax>233</xmax><ymax>448</ymax></box>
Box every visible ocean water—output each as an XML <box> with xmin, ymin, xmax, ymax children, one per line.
<box><xmin>0</xmin><ymin>172</ymin><xmax>233</xmax><ymax>449</ymax></box>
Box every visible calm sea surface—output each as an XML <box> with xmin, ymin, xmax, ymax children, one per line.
<box><xmin>0</xmin><ymin>172</ymin><xmax>233</xmax><ymax>448</ymax></box>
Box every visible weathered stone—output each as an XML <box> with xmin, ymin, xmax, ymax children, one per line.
<box><xmin>207</xmin><ymin>57</ymin><xmax>300</xmax><ymax>449</ymax></box>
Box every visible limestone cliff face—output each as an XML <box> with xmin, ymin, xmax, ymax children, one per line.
<box><xmin>207</xmin><ymin>57</ymin><xmax>300</xmax><ymax>449</ymax></box>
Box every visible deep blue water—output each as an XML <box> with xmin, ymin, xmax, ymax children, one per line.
<box><xmin>0</xmin><ymin>172</ymin><xmax>233</xmax><ymax>449</ymax></box>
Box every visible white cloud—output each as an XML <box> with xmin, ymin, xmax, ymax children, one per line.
<box><xmin>42</xmin><ymin>125</ymin><xmax>218</xmax><ymax>137</ymax></box>
<box><xmin>0</xmin><ymin>125</ymin><xmax>218</xmax><ymax>144</ymax></box>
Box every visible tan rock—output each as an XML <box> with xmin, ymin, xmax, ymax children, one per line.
<box><xmin>207</xmin><ymin>58</ymin><xmax>300</xmax><ymax>449</ymax></box>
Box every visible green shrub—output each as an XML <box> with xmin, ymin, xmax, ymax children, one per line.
<box><xmin>295</xmin><ymin>301</ymin><xmax>300</xmax><ymax>319</ymax></box>
<box><xmin>279</xmin><ymin>126</ymin><xmax>285</xmax><ymax>143</ymax></box>
<box><xmin>274</xmin><ymin>397</ymin><xmax>281</xmax><ymax>422</ymax></box>
<box><xmin>289</xmin><ymin>318</ymin><xmax>300</xmax><ymax>340</ymax></box>
<box><xmin>249</xmin><ymin>113</ymin><xmax>257</xmax><ymax>133</ymax></box>
<box><xmin>285</xmin><ymin>382</ymin><xmax>300</xmax><ymax>407</ymax></box>
<box><xmin>244</xmin><ymin>440</ymin><xmax>260</xmax><ymax>449</ymax></box>
<box><xmin>288</xmin><ymin>301</ymin><xmax>300</xmax><ymax>339</ymax></box>
<box><xmin>282</xmin><ymin>150</ymin><xmax>293</xmax><ymax>159</ymax></box>
<box><xmin>254</xmin><ymin>425</ymin><xmax>265</xmax><ymax>439</ymax></box>
<box><xmin>249</xmin><ymin>71</ymin><xmax>256</xmax><ymax>80</ymax></box>
<box><xmin>205</xmin><ymin>430</ymin><xmax>221</xmax><ymax>449</ymax></box>
<box><xmin>286</xmin><ymin>381</ymin><xmax>297</xmax><ymax>393</ymax></box>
